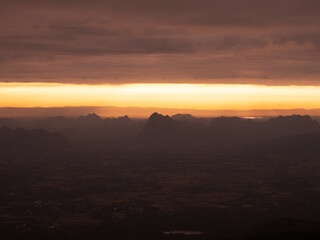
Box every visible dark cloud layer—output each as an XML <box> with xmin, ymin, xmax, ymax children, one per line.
<box><xmin>1</xmin><ymin>0</ymin><xmax>320</xmax><ymax>85</ymax></box>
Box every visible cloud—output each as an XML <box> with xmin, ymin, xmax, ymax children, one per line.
<box><xmin>1</xmin><ymin>0</ymin><xmax>320</xmax><ymax>85</ymax></box>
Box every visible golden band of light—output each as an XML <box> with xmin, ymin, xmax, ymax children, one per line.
<box><xmin>0</xmin><ymin>82</ymin><xmax>320</xmax><ymax>110</ymax></box>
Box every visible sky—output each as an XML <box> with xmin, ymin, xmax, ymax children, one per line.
<box><xmin>1</xmin><ymin>0</ymin><xmax>320</xmax><ymax>112</ymax></box>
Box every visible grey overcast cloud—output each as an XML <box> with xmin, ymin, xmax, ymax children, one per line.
<box><xmin>1</xmin><ymin>0</ymin><xmax>320</xmax><ymax>85</ymax></box>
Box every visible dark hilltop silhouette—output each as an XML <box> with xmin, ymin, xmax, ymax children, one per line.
<box><xmin>140</xmin><ymin>113</ymin><xmax>320</xmax><ymax>150</ymax></box>
<box><xmin>0</xmin><ymin>127</ymin><xmax>67</xmax><ymax>152</ymax></box>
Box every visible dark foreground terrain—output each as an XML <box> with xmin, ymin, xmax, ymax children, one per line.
<box><xmin>0</xmin><ymin>113</ymin><xmax>320</xmax><ymax>239</ymax></box>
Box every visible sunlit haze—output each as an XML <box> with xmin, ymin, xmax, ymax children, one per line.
<box><xmin>1</xmin><ymin>83</ymin><xmax>320</xmax><ymax>111</ymax></box>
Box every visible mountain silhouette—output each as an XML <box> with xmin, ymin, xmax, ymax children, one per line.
<box><xmin>142</xmin><ymin>112</ymin><xmax>176</xmax><ymax>138</ymax></box>
<box><xmin>118</xmin><ymin>115</ymin><xmax>131</xmax><ymax>122</ymax></box>
<box><xmin>2</xmin><ymin>113</ymin><xmax>319</xmax><ymax>150</ymax></box>
<box><xmin>141</xmin><ymin>112</ymin><xmax>206</xmax><ymax>148</ymax></box>
<box><xmin>209</xmin><ymin>116</ymin><xmax>262</xmax><ymax>145</ymax></box>
<box><xmin>263</xmin><ymin>114</ymin><xmax>319</xmax><ymax>138</ymax></box>
<box><xmin>79</xmin><ymin>113</ymin><xmax>101</xmax><ymax>120</ymax></box>
<box><xmin>253</xmin><ymin>131</ymin><xmax>320</xmax><ymax>155</ymax></box>
<box><xmin>0</xmin><ymin>127</ymin><xmax>68</xmax><ymax>152</ymax></box>
<box><xmin>141</xmin><ymin>113</ymin><xmax>320</xmax><ymax>148</ymax></box>
<box><xmin>208</xmin><ymin>115</ymin><xmax>320</xmax><ymax>146</ymax></box>
<box><xmin>78</xmin><ymin>113</ymin><xmax>103</xmax><ymax>127</ymax></box>
<box><xmin>104</xmin><ymin>115</ymin><xmax>133</xmax><ymax>127</ymax></box>
<box><xmin>171</xmin><ymin>113</ymin><xmax>196</xmax><ymax>121</ymax></box>
<box><xmin>34</xmin><ymin>116</ymin><xmax>74</xmax><ymax>132</ymax></box>
<box><xmin>171</xmin><ymin>113</ymin><xmax>212</xmax><ymax>126</ymax></box>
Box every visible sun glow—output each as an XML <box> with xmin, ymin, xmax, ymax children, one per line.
<box><xmin>0</xmin><ymin>83</ymin><xmax>320</xmax><ymax>110</ymax></box>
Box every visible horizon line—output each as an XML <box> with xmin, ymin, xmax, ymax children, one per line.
<box><xmin>1</xmin><ymin>106</ymin><xmax>320</xmax><ymax>118</ymax></box>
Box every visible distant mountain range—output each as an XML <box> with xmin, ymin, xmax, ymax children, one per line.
<box><xmin>0</xmin><ymin>112</ymin><xmax>319</xmax><ymax>153</ymax></box>
<box><xmin>141</xmin><ymin>113</ymin><xmax>320</xmax><ymax>149</ymax></box>
<box><xmin>254</xmin><ymin>132</ymin><xmax>320</xmax><ymax>155</ymax></box>
<box><xmin>0</xmin><ymin>127</ymin><xmax>68</xmax><ymax>152</ymax></box>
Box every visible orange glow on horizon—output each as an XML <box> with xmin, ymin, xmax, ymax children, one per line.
<box><xmin>0</xmin><ymin>83</ymin><xmax>320</xmax><ymax>110</ymax></box>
